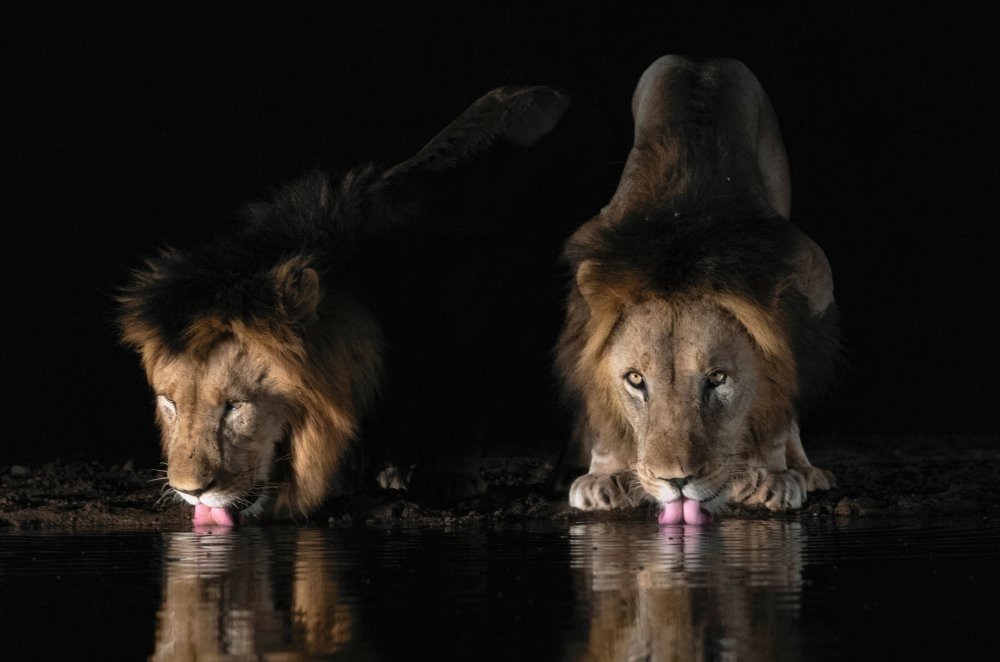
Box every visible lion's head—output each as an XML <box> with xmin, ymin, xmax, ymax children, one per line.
<box><xmin>120</xmin><ymin>251</ymin><xmax>384</xmax><ymax>523</ymax></box>
<box><xmin>567</xmin><ymin>271</ymin><xmax>801</xmax><ymax>513</ymax></box>
<box><xmin>564</xmin><ymin>250</ymin><xmax>803</xmax><ymax>518</ymax></box>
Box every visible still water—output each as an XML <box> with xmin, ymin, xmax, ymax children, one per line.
<box><xmin>1</xmin><ymin>517</ymin><xmax>997</xmax><ymax>660</ymax></box>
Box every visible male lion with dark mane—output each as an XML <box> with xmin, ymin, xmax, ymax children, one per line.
<box><xmin>120</xmin><ymin>86</ymin><xmax>596</xmax><ymax>524</ymax></box>
<box><xmin>556</xmin><ymin>56</ymin><xmax>840</xmax><ymax>523</ymax></box>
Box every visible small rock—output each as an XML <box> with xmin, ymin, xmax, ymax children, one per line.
<box><xmin>10</xmin><ymin>465</ymin><xmax>30</xmax><ymax>477</ymax></box>
<box><xmin>506</xmin><ymin>501</ymin><xmax>526</xmax><ymax>516</ymax></box>
<box><xmin>834</xmin><ymin>496</ymin><xmax>877</xmax><ymax>516</ymax></box>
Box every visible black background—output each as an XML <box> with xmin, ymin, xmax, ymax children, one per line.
<box><xmin>4</xmin><ymin>4</ymin><xmax>996</xmax><ymax>467</ymax></box>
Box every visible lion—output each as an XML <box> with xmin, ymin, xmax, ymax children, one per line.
<box><xmin>119</xmin><ymin>85</ymin><xmax>590</xmax><ymax>523</ymax></box>
<box><xmin>555</xmin><ymin>56</ymin><xmax>840</xmax><ymax>523</ymax></box>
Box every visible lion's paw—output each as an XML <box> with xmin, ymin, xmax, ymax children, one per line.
<box><xmin>569</xmin><ymin>472</ymin><xmax>645</xmax><ymax>511</ymax></box>
<box><xmin>798</xmin><ymin>465</ymin><xmax>836</xmax><ymax>492</ymax></box>
<box><xmin>731</xmin><ymin>469</ymin><xmax>807</xmax><ymax>511</ymax></box>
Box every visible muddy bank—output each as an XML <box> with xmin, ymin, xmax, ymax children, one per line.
<box><xmin>1</xmin><ymin>434</ymin><xmax>997</xmax><ymax>529</ymax></box>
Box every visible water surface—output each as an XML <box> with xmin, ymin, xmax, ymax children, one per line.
<box><xmin>1</xmin><ymin>517</ymin><xmax>997</xmax><ymax>660</ymax></box>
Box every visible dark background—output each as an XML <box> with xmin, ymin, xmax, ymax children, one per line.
<box><xmin>4</xmin><ymin>4</ymin><xmax>996</xmax><ymax>467</ymax></box>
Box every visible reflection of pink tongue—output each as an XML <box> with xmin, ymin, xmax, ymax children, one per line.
<box><xmin>193</xmin><ymin>503</ymin><xmax>239</xmax><ymax>527</ymax></box>
<box><xmin>658</xmin><ymin>498</ymin><xmax>712</xmax><ymax>525</ymax></box>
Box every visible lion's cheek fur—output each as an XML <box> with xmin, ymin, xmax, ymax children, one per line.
<box><xmin>280</xmin><ymin>403</ymin><xmax>355</xmax><ymax>516</ymax></box>
<box><xmin>246</xmin><ymin>305</ymin><xmax>384</xmax><ymax>518</ymax></box>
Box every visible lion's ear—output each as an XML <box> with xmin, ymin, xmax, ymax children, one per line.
<box><xmin>282</xmin><ymin>267</ymin><xmax>322</xmax><ymax>325</ymax></box>
<box><xmin>788</xmin><ymin>229</ymin><xmax>834</xmax><ymax>315</ymax></box>
<box><xmin>576</xmin><ymin>260</ymin><xmax>643</xmax><ymax>314</ymax></box>
<box><xmin>382</xmin><ymin>86</ymin><xmax>571</xmax><ymax>180</ymax></box>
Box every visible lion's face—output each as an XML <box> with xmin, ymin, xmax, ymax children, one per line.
<box><xmin>605</xmin><ymin>298</ymin><xmax>759</xmax><ymax>507</ymax></box>
<box><xmin>150</xmin><ymin>338</ymin><xmax>294</xmax><ymax>517</ymax></box>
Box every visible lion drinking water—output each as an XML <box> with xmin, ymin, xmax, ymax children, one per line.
<box><xmin>556</xmin><ymin>56</ymin><xmax>840</xmax><ymax>523</ymax></box>
<box><xmin>119</xmin><ymin>86</ymin><xmax>589</xmax><ymax>523</ymax></box>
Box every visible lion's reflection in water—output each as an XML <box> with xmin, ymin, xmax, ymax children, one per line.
<box><xmin>150</xmin><ymin>521</ymin><xmax>804</xmax><ymax>659</ymax></box>
<box><xmin>568</xmin><ymin>520</ymin><xmax>804</xmax><ymax>661</ymax></box>
<box><xmin>151</xmin><ymin>527</ymin><xmax>365</xmax><ymax>661</ymax></box>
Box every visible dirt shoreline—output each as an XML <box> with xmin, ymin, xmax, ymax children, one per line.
<box><xmin>2</xmin><ymin>434</ymin><xmax>997</xmax><ymax>529</ymax></box>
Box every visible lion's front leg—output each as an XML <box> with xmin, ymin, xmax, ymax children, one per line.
<box><xmin>785</xmin><ymin>419</ymin><xmax>836</xmax><ymax>492</ymax></box>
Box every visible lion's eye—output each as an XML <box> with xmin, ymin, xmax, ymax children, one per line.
<box><xmin>707</xmin><ymin>370</ymin><xmax>728</xmax><ymax>387</ymax></box>
<box><xmin>224</xmin><ymin>400</ymin><xmax>245</xmax><ymax>413</ymax></box>
<box><xmin>157</xmin><ymin>395</ymin><xmax>176</xmax><ymax>414</ymax></box>
<box><xmin>624</xmin><ymin>371</ymin><xmax>646</xmax><ymax>389</ymax></box>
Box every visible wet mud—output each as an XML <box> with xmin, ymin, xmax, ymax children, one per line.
<box><xmin>1</xmin><ymin>434</ymin><xmax>997</xmax><ymax>529</ymax></box>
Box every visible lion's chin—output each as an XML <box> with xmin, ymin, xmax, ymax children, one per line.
<box><xmin>658</xmin><ymin>497</ymin><xmax>713</xmax><ymax>526</ymax></box>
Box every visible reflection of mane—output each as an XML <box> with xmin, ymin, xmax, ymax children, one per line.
<box><xmin>568</xmin><ymin>521</ymin><xmax>803</xmax><ymax>661</ymax></box>
<box><xmin>151</xmin><ymin>528</ymin><xmax>365</xmax><ymax>660</ymax></box>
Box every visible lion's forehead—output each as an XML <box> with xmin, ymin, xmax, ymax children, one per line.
<box><xmin>612</xmin><ymin>298</ymin><xmax>753</xmax><ymax>374</ymax></box>
<box><xmin>151</xmin><ymin>339</ymin><xmax>274</xmax><ymax>403</ymax></box>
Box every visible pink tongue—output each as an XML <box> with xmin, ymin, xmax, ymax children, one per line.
<box><xmin>682</xmin><ymin>498</ymin><xmax>712</xmax><ymax>525</ymax></box>
<box><xmin>659</xmin><ymin>499</ymin><xmax>685</xmax><ymax>524</ymax></box>
<box><xmin>658</xmin><ymin>497</ymin><xmax>713</xmax><ymax>525</ymax></box>
<box><xmin>193</xmin><ymin>503</ymin><xmax>238</xmax><ymax>527</ymax></box>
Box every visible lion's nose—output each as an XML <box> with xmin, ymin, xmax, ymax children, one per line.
<box><xmin>173</xmin><ymin>479</ymin><xmax>217</xmax><ymax>498</ymax></box>
<box><xmin>664</xmin><ymin>476</ymin><xmax>694</xmax><ymax>489</ymax></box>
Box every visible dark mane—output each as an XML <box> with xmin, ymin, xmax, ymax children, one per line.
<box><xmin>118</xmin><ymin>165</ymin><xmax>415</xmax><ymax>354</ymax></box>
<box><xmin>567</xmin><ymin>197</ymin><xmax>798</xmax><ymax>306</ymax></box>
